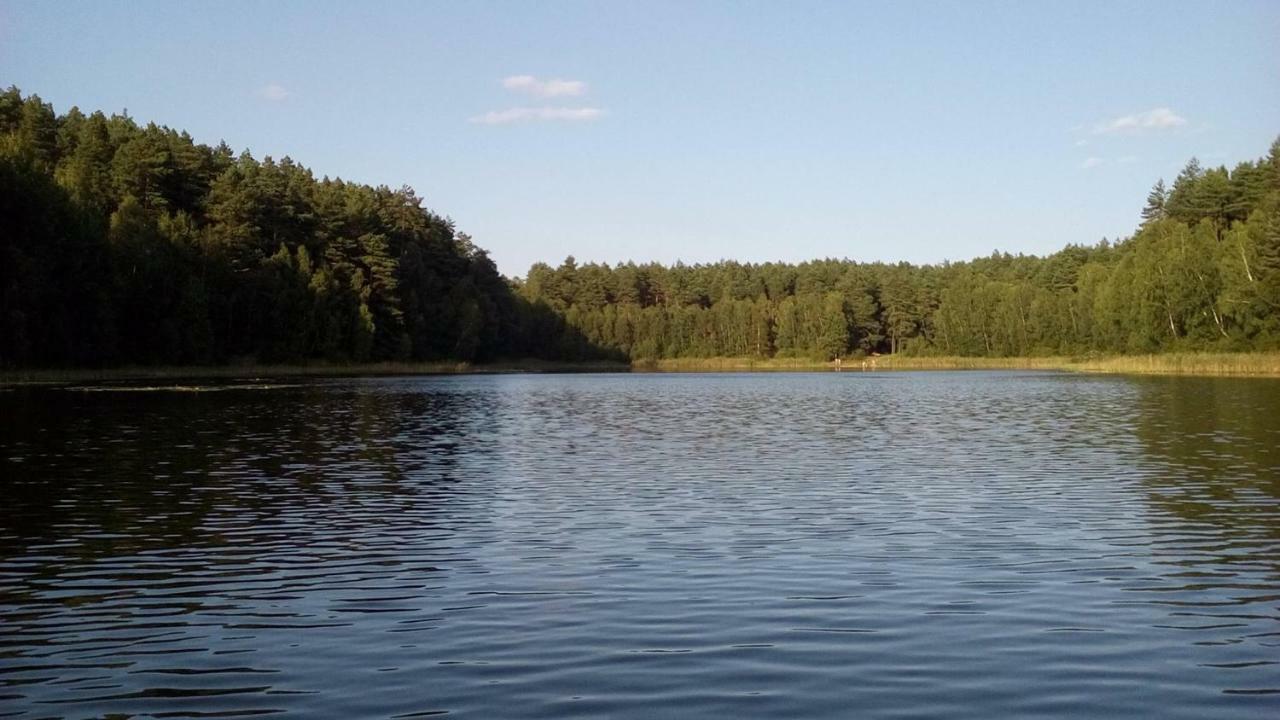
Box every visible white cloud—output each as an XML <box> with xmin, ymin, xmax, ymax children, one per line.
<box><xmin>469</xmin><ymin>106</ymin><xmax>605</xmax><ymax>125</ymax></box>
<box><xmin>1117</xmin><ymin>155</ymin><xmax>1139</xmax><ymax>164</ymax></box>
<box><xmin>1080</xmin><ymin>157</ymin><xmax>1104</xmax><ymax>169</ymax></box>
<box><xmin>1074</xmin><ymin>139</ymin><xmax>1089</xmax><ymax>147</ymax></box>
<box><xmin>474</xmin><ymin>75</ymin><xmax>599</xmax><ymax>125</ymax></box>
<box><xmin>257</xmin><ymin>83</ymin><xmax>291</xmax><ymax>101</ymax></box>
<box><xmin>1093</xmin><ymin>107</ymin><xmax>1186</xmax><ymax>135</ymax></box>
<box><xmin>501</xmin><ymin>75</ymin><xmax>587</xmax><ymax>98</ymax></box>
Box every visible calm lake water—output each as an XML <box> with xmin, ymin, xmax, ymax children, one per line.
<box><xmin>1</xmin><ymin>371</ymin><xmax>1278</xmax><ymax>718</ymax></box>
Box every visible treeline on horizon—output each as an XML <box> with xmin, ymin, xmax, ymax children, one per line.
<box><xmin>2</xmin><ymin>86</ymin><xmax>1279</xmax><ymax>369</ymax></box>
<box><xmin>519</xmin><ymin>146</ymin><xmax>1280</xmax><ymax>359</ymax></box>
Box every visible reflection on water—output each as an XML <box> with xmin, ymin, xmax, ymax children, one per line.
<box><xmin>0</xmin><ymin>372</ymin><xmax>1277</xmax><ymax>718</ymax></box>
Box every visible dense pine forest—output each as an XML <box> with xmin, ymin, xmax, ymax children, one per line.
<box><xmin>2</xmin><ymin>87</ymin><xmax>1278</xmax><ymax>368</ymax></box>
<box><xmin>1</xmin><ymin>88</ymin><xmax>600</xmax><ymax>368</ymax></box>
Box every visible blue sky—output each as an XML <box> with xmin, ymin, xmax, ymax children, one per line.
<box><xmin>3</xmin><ymin>1</ymin><xmax>1278</xmax><ymax>277</ymax></box>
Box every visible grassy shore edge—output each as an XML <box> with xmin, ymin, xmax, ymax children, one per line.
<box><xmin>637</xmin><ymin>352</ymin><xmax>1280</xmax><ymax>377</ymax></box>
<box><xmin>877</xmin><ymin>352</ymin><xmax>1280</xmax><ymax>377</ymax></box>
<box><xmin>4</xmin><ymin>352</ymin><xmax>1279</xmax><ymax>385</ymax></box>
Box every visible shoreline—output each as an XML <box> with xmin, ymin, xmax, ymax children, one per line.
<box><xmin>0</xmin><ymin>359</ymin><xmax>632</xmax><ymax>386</ymax></box>
<box><xmin>3</xmin><ymin>352</ymin><xmax>1279</xmax><ymax>386</ymax></box>
<box><xmin>645</xmin><ymin>351</ymin><xmax>1280</xmax><ymax>376</ymax></box>
<box><xmin>642</xmin><ymin>353</ymin><xmax>1280</xmax><ymax>377</ymax></box>
<box><xmin>873</xmin><ymin>352</ymin><xmax>1280</xmax><ymax>377</ymax></box>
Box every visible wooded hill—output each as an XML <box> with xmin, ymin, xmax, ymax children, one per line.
<box><xmin>2</xmin><ymin>87</ymin><xmax>1278</xmax><ymax>368</ymax></box>
<box><xmin>1</xmin><ymin>88</ymin><xmax>602</xmax><ymax>368</ymax></box>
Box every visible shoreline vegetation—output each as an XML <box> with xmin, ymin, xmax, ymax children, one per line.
<box><xmin>4</xmin><ymin>351</ymin><xmax>1279</xmax><ymax>385</ymax></box>
<box><xmin>641</xmin><ymin>351</ymin><xmax>1280</xmax><ymax>376</ymax></box>
<box><xmin>4</xmin><ymin>87</ymin><xmax>1279</xmax><ymax>377</ymax></box>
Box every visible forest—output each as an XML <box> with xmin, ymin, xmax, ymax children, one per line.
<box><xmin>2</xmin><ymin>86</ymin><xmax>1278</xmax><ymax>368</ymax></box>
<box><xmin>517</xmin><ymin>151</ymin><xmax>1280</xmax><ymax>360</ymax></box>
<box><xmin>0</xmin><ymin>87</ymin><xmax>600</xmax><ymax>368</ymax></box>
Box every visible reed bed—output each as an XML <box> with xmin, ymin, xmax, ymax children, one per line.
<box><xmin>5</xmin><ymin>353</ymin><xmax>1278</xmax><ymax>386</ymax></box>
<box><xmin>855</xmin><ymin>352</ymin><xmax>1280</xmax><ymax>377</ymax></box>
<box><xmin>635</xmin><ymin>352</ymin><xmax>1280</xmax><ymax>377</ymax></box>
<box><xmin>632</xmin><ymin>357</ymin><xmax>834</xmax><ymax>372</ymax></box>
<box><xmin>1066</xmin><ymin>352</ymin><xmax>1280</xmax><ymax>377</ymax></box>
<box><xmin>869</xmin><ymin>356</ymin><xmax>1067</xmax><ymax>371</ymax></box>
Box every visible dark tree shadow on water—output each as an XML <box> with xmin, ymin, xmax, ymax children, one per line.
<box><xmin>1131</xmin><ymin>375</ymin><xmax>1280</xmax><ymax>544</ymax></box>
<box><xmin>0</xmin><ymin>380</ymin><xmax>511</xmax><ymax>565</ymax></box>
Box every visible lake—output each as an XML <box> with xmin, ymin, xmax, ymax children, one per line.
<box><xmin>1</xmin><ymin>371</ymin><xmax>1278</xmax><ymax>718</ymax></box>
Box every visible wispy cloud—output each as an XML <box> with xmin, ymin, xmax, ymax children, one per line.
<box><xmin>502</xmin><ymin>75</ymin><xmax>587</xmax><ymax>98</ymax></box>
<box><xmin>473</xmin><ymin>74</ymin><xmax>601</xmax><ymax>125</ymax></box>
<box><xmin>469</xmin><ymin>106</ymin><xmax>605</xmax><ymax>125</ymax></box>
<box><xmin>257</xmin><ymin>83</ymin><xmax>291</xmax><ymax>101</ymax></box>
<box><xmin>1080</xmin><ymin>157</ymin><xmax>1105</xmax><ymax>170</ymax></box>
<box><xmin>1092</xmin><ymin>107</ymin><xmax>1186</xmax><ymax>135</ymax></box>
<box><xmin>1117</xmin><ymin>155</ymin><xmax>1139</xmax><ymax>164</ymax></box>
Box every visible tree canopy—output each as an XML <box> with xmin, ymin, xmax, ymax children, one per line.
<box><xmin>0</xmin><ymin>87</ymin><xmax>606</xmax><ymax>367</ymax></box>
<box><xmin>2</xmin><ymin>86</ymin><xmax>1277</xmax><ymax>367</ymax></box>
<box><xmin>514</xmin><ymin>145</ymin><xmax>1280</xmax><ymax>360</ymax></box>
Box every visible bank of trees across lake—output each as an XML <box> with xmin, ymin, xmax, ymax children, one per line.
<box><xmin>2</xmin><ymin>86</ymin><xmax>1278</xmax><ymax>368</ymax></box>
<box><xmin>518</xmin><ymin>147</ymin><xmax>1280</xmax><ymax>359</ymax></box>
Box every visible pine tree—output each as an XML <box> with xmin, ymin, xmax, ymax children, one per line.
<box><xmin>1141</xmin><ymin>179</ymin><xmax>1168</xmax><ymax>224</ymax></box>
<box><xmin>1166</xmin><ymin>158</ymin><xmax>1205</xmax><ymax>223</ymax></box>
<box><xmin>54</xmin><ymin>111</ymin><xmax>114</xmax><ymax>213</ymax></box>
<box><xmin>17</xmin><ymin>94</ymin><xmax>58</xmax><ymax>168</ymax></box>
<box><xmin>111</xmin><ymin>125</ymin><xmax>173</xmax><ymax>212</ymax></box>
<box><xmin>1265</xmin><ymin>136</ymin><xmax>1280</xmax><ymax>192</ymax></box>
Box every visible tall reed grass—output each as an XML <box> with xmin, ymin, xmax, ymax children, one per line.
<box><xmin>5</xmin><ymin>353</ymin><xmax>1278</xmax><ymax>386</ymax></box>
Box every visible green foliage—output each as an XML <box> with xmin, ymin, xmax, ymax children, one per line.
<box><xmin>0</xmin><ymin>87</ymin><xmax>609</xmax><ymax>368</ymax></box>
<box><xmin>515</xmin><ymin>138</ymin><xmax>1280</xmax><ymax>360</ymax></box>
<box><xmin>1141</xmin><ymin>179</ymin><xmax>1167</xmax><ymax>224</ymax></box>
<box><xmin>1</xmin><ymin>86</ymin><xmax>1277</xmax><ymax>367</ymax></box>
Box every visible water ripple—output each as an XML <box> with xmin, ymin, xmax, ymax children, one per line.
<box><xmin>1</xmin><ymin>371</ymin><xmax>1278</xmax><ymax>718</ymax></box>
